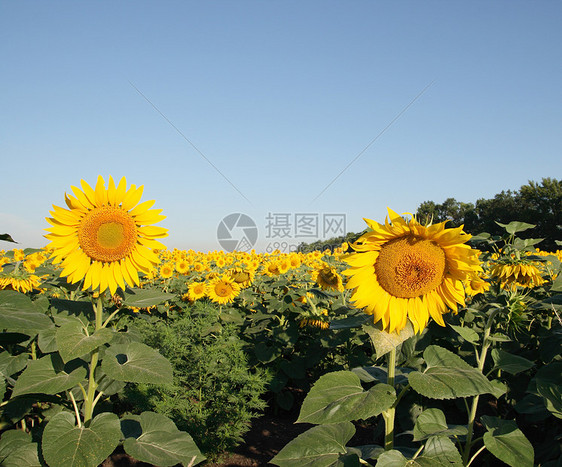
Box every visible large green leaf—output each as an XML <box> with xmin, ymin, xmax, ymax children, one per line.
<box><xmin>0</xmin><ymin>351</ymin><xmax>28</xmax><ymax>377</ymax></box>
<box><xmin>271</xmin><ymin>422</ymin><xmax>356</xmax><ymax>467</ymax></box>
<box><xmin>42</xmin><ymin>411</ymin><xmax>121</xmax><ymax>467</ymax></box>
<box><xmin>496</xmin><ymin>221</ymin><xmax>535</xmax><ymax>234</ymax></box>
<box><xmin>121</xmin><ymin>411</ymin><xmax>205</xmax><ymax>466</ymax></box>
<box><xmin>37</xmin><ymin>327</ymin><xmax>58</xmax><ymax>353</ymax></box>
<box><xmin>482</xmin><ymin>416</ymin><xmax>534</xmax><ymax>467</ymax></box>
<box><xmin>101</xmin><ymin>342</ymin><xmax>173</xmax><ymax>385</ymax></box>
<box><xmin>0</xmin><ymin>290</ymin><xmax>53</xmax><ymax>333</ymax></box>
<box><xmin>122</xmin><ymin>288</ymin><xmax>176</xmax><ymax>308</ymax></box>
<box><xmin>297</xmin><ymin>371</ymin><xmax>395</xmax><ymax>424</ymax></box>
<box><xmin>11</xmin><ymin>354</ymin><xmax>87</xmax><ymax>397</ymax></box>
<box><xmin>491</xmin><ymin>349</ymin><xmax>534</xmax><ymax>375</ymax></box>
<box><xmin>534</xmin><ymin>361</ymin><xmax>562</xmax><ymax>419</ymax></box>
<box><xmin>0</xmin><ymin>429</ymin><xmax>41</xmax><ymax>466</ymax></box>
<box><xmin>413</xmin><ymin>408</ymin><xmax>467</xmax><ymax>441</ymax></box>
<box><xmin>409</xmin><ymin>345</ymin><xmax>495</xmax><ymax>399</ymax></box>
<box><xmin>363</xmin><ymin>321</ymin><xmax>415</xmax><ymax>359</ymax></box>
<box><xmin>449</xmin><ymin>324</ymin><xmax>479</xmax><ymax>344</ymax></box>
<box><xmin>56</xmin><ymin>321</ymin><xmax>113</xmax><ymax>362</ymax></box>
<box><xmin>377</xmin><ymin>437</ymin><xmax>462</xmax><ymax>466</ymax></box>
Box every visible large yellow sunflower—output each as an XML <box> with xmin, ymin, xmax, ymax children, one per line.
<box><xmin>343</xmin><ymin>208</ymin><xmax>482</xmax><ymax>334</ymax></box>
<box><xmin>45</xmin><ymin>176</ymin><xmax>168</xmax><ymax>295</ymax></box>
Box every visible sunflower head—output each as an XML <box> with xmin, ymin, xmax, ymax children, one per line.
<box><xmin>206</xmin><ymin>276</ymin><xmax>241</xmax><ymax>305</ymax></box>
<box><xmin>45</xmin><ymin>176</ymin><xmax>168</xmax><ymax>295</ymax></box>
<box><xmin>311</xmin><ymin>265</ymin><xmax>344</xmax><ymax>292</ymax></box>
<box><xmin>343</xmin><ymin>208</ymin><xmax>482</xmax><ymax>334</ymax></box>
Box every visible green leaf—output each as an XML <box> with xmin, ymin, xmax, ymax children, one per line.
<box><xmin>0</xmin><ymin>290</ymin><xmax>53</xmax><ymax>333</ymax></box>
<box><xmin>363</xmin><ymin>320</ymin><xmax>415</xmax><ymax>359</ymax></box>
<box><xmin>42</xmin><ymin>411</ymin><xmax>121</xmax><ymax>467</ymax></box>
<box><xmin>491</xmin><ymin>349</ymin><xmax>534</xmax><ymax>375</ymax></box>
<box><xmin>408</xmin><ymin>345</ymin><xmax>495</xmax><ymax>399</ymax></box>
<box><xmin>351</xmin><ymin>366</ymin><xmax>411</xmax><ymax>386</ymax></box>
<box><xmin>11</xmin><ymin>354</ymin><xmax>87</xmax><ymax>397</ymax></box>
<box><xmin>550</xmin><ymin>273</ymin><xmax>562</xmax><ymax>292</ymax></box>
<box><xmin>535</xmin><ymin>361</ymin><xmax>562</xmax><ymax>419</ymax></box>
<box><xmin>0</xmin><ymin>429</ymin><xmax>41</xmax><ymax>466</ymax></box>
<box><xmin>122</xmin><ymin>288</ymin><xmax>176</xmax><ymax>308</ymax></box>
<box><xmin>297</xmin><ymin>371</ymin><xmax>395</xmax><ymax>424</ymax></box>
<box><xmin>495</xmin><ymin>221</ymin><xmax>535</xmax><ymax>234</ymax></box>
<box><xmin>56</xmin><ymin>321</ymin><xmax>113</xmax><ymax>363</ymax></box>
<box><xmin>271</xmin><ymin>422</ymin><xmax>356</xmax><ymax>467</ymax></box>
<box><xmin>37</xmin><ymin>327</ymin><xmax>58</xmax><ymax>353</ymax></box>
<box><xmin>0</xmin><ymin>351</ymin><xmax>28</xmax><ymax>377</ymax></box>
<box><xmin>419</xmin><ymin>436</ymin><xmax>463</xmax><ymax>466</ymax></box>
<box><xmin>330</xmin><ymin>314</ymin><xmax>373</xmax><ymax>330</ymax></box>
<box><xmin>482</xmin><ymin>416</ymin><xmax>534</xmax><ymax>467</ymax></box>
<box><xmin>449</xmin><ymin>324</ymin><xmax>479</xmax><ymax>344</ymax></box>
<box><xmin>122</xmin><ymin>412</ymin><xmax>205</xmax><ymax>466</ymax></box>
<box><xmin>0</xmin><ymin>233</ymin><xmax>17</xmax><ymax>243</ymax></box>
<box><xmin>101</xmin><ymin>342</ymin><xmax>173</xmax><ymax>385</ymax></box>
<box><xmin>376</xmin><ymin>450</ymin><xmax>409</xmax><ymax>467</ymax></box>
<box><xmin>413</xmin><ymin>408</ymin><xmax>467</xmax><ymax>441</ymax></box>
<box><xmin>377</xmin><ymin>436</ymin><xmax>463</xmax><ymax>466</ymax></box>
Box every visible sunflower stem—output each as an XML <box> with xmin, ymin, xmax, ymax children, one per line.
<box><xmin>462</xmin><ymin>308</ymin><xmax>500</xmax><ymax>465</ymax></box>
<box><xmin>83</xmin><ymin>295</ymin><xmax>103</xmax><ymax>425</ymax></box>
<box><xmin>382</xmin><ymin>346</ymin><xmax>397</xmax><ymax>450</ymax></box>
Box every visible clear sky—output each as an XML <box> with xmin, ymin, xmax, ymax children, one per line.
<box><xmin>1</xmin><ymin>1</ymin><xmax>561</xmax><ymax>253</ymax></box>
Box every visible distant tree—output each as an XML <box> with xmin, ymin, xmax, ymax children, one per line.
<box><xmin>416</xmin><ymin>178</ymin><xmax>561</xmax><ymax>251</ymax></box>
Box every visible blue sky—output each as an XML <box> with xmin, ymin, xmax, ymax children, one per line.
<box><xmin>1</xmin><ymin>1</ymin><xmax>561</xmax><ymax>252</ymax></box>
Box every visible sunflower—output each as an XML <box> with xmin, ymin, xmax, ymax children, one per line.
<box><xmin>159</xmin><ymin>262</ymin><xmax>175</xmax><ymax>279</ymax></box>
<box><xmin>0</xmin><ymin>272</ymin><xmax>43</xmax><ymax>294</ymax></box>
<box><xmin>343</xmin><ymin>208</ymin><xmax>482</xmax><ymax>334</ymax></box>
<box><xmin>45</xmin><ymin>176</ymin><xmax>168</xmax><ymax>295</ymax></box>
<box><xmin>311</xmin><ymin>265</ymin><xmax>344</xmax><ymax>292</ymax></box>
<box><xmin>206</xmin><ymin>275</ymin><xmax>240</xmax><ymax>305</ymax></box>
<box><xmin>187</xmin><ymin>281</ymin><xmax>207</xmax><ymax>301</ymax></box>
<box><xmin>490</xmin><ymin>261</ymin><xmax>546</xmax><ymax>290</ymax></box>
<box><xmin>464</xmin><ymin>273</ymin><xmax>490</xmax><ymax>297</ymax></box>
<box><xmin>228</xmin><ymin>266</ymin><xmax>254</xmax><ymax>288</ymax></box>
<box><xmin>175</xmin><ymin>259</ymin><xmax>190</xmax><ymax>275</ymax></box>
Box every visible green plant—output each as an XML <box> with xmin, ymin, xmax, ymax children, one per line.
<box><xmin>122</xmin><ymin>301</ymin><xmax>270</xmax><ymax>458</ymax></box>
<box><xmin>271</xmin><ymin>221</ymin><xmax>561</xmax><ymax>466</ymax></box>
<box><xmin>0</xmin><ymin>278</ymin><xmax>205</xmax><ymax>467</ymax></box>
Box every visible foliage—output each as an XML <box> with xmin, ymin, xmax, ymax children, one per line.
<box><xmin>271</xmin><ymin>221</ymin><xmax>562</xmax><ymax>467</ymax></box>
<box><xmin>121</xmin><ymin>301</ymin><xmax>269</xmax><ymax>458</ymax></box>
<box><xmin>416</xmin><ymin>177</ymin><xmax>562</xmax><ymax>251</ymax></box>
<box><xmin>0</xmin><ymin>266</ymin><xmax>205</xmax><ymax>467</ymax></box>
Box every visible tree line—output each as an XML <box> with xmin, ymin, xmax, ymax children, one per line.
<box><xmin>299</xmin><ymin>178</ymin><xmax>561</xmax><ymax>253</ymax></box>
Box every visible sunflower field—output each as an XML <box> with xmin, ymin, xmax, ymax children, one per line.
<box><xmin>0</xmin><ymin>176</ymin><xmax>561</xmax><ymax>467</ymax></box>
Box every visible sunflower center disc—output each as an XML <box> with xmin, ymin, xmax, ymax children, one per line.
<box><xmin>215</xmin><ymin>284</ymin><xmax>231</xmax><ymax>297</ymax></box>
<box><xmin>375</xmin><ymin>235</ymin><xmax>446</xmax><ymax>298</ymax></box>
<box><xmin>78</xmin><ymin>206</ymin><xmax>137</xmax><ymax>262</ymax></box>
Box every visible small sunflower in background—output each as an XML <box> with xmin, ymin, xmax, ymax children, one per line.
<box><xmin>186</xmin><ymin>281</ymin><xmax>207</xmax><ymax>302</ymax></box>
<box><xmin>0</xmin><ymin>272</ymin><xmax>43</xmax><ymax>294</ymax></box>
<box><xmin>228</xmin><ymin>265</ymin><xmax>255</xmax><ymax>288</ymax></box>
<box><xmin>159</xmin><ymin>262</ymin><xmax>175</xmax><ymax>279</ymax></box>
<box><xmin>490</xmin><ymin>260</ymin><xmax>546</xmax><ymax>290</ymax></box>
<box><xmin>311</xmin><ymin>264</ymin><xmax>344</xmax><ymax>292</ymax></box>
<box><xmin>206</xmin><ymin>275</ymin><xmax>240</xmax><ymax>305</ymax></box>
<box><xmin>343</xmin><ymin>208</ymin><xmax>482</xmax><ymax>334</ymax></box>
<box><xmin>45</xmin><ymin>175</ymin><xmax>168</xmax><ymax>295</ymax></box>
<box><xmin>175</xmin><ymin>258</ymin><xmax>190</xmax><ymax>275</ymax></box>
